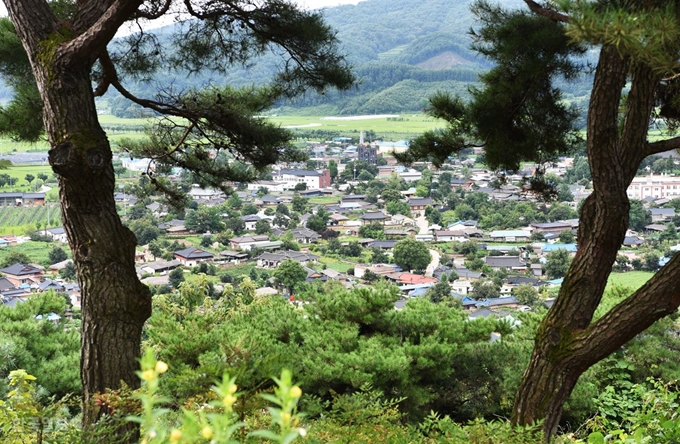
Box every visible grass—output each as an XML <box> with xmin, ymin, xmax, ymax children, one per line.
<box><xmin>266</xmin><ymin>114</ymin><xmax>443</xmax><ymax>138</ymax></box>
<box><xmin>184</xmin><ymin>272</ymin><xmax>220</xmax><ymax>285</ymax></box>
<box><xmin>0</xmin><ymin>164</ymin><xmax>55</xmax><ymax>193</ymax></box>
<box><xmin>0</xmin><ymin>112</ymin><xmax>440</xmax><ymax>161</ymax></box>
<box><xmin>0</xmin><ymin>140</ymin><xmax>50</xmax><ymax>155</ymax></box>
<box><xmin>220</xmin><ymin>262</ymin><xmax>257</xmax><ymax>278</ymax></box>
<box><xmin>606</xmin><ymin>271</ymin><xmax>653</xmax><ymax>291</ymax></box>
<box><xmin>308</xmin><ymin>195</ymin><xmax>341</xmax><ymax>205</ymax></box>
<box><xmin>97</xmin><ymin>114</ymin><xmax>156</xmax><ymax>127</ymax></box>
<box><xmin>181</xmin><ymin>235</ymin><xmax>206</xmax><ymax>248</ymax></box>
<box><xmin>80</xmin><ymin>113</ymin><xmax>443</xmax><ymax>142</ymax></box>
<box><xmin>0</xmin><ymin>225</ymin><xmax>34</xmax><ymax>235</ymax></box>
<box><xmin>593</xmin><ymin>271</ymin><xmax>654</xmax><ymax>319</ymax></box>
<box><xmin>319</xmin><ymin>256</ymin><xmax>355</xmax><ymax>273</ymax></box>
<box><xmin>0</xmin><ymin>240</ymin><xmax>70</xmax><ymax>266</ymax></box>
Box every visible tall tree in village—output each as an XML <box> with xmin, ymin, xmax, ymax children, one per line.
<box><xmin>0</xmin><ymin>0</ymin><xmax>353</xmax><ymax>434</ymax></box>
<box><xmin>398</xmin><ymin>0</ymin><xmax>680</xmax><ymax>439</ymax></box>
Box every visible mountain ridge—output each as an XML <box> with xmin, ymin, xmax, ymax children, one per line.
<box><xmin>102</xmin><ymin>0</ymin><xmax>591</xmax><ymax>117</ymax></box>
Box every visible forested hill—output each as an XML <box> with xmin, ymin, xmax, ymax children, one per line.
<box><xmin>105</xmin><ymin>0</ymin><xmax>593</xmax><ymax>116</ymax></box>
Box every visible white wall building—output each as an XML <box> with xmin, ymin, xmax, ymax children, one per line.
<box><xmin>627</xmin><ymin>175</ymin><xmax>680</xmax><ymax>199</ymax></box>
<box><xmin>246</xmin><ymin>181</ymin><xmax>287</xmax><ymax>193</ymax></box>
<box><xmin>121</xmin><ymin>158</ymin><xmax>153</xmax><ymax>172</ymax></box>
<box><xmin>272</xmin><ymin>169</ymin><xmax>331</xmax><ymax>190</ymax></box>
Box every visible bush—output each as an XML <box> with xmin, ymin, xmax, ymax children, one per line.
<box><xmin>29</xmin><ymin>232</ymin><xmax>53</xmax><ymax>242</ymax></box>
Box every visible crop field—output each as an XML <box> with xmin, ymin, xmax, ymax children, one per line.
<box><xmin>220</xmin><ymin>263</ymin><xmax>257</xmax><ymax>278</ymax></box>
<box><xmin>97</xmin><ymin>114</ymin><xmax>155</xmax><ymax>127</ymax></box>
<box><xmin>0</xmin><ymin>204</ymin><xmax>61</xmax><ymax>234</ymax></box>
<box><xmin>268</xmin><ymin>114</ymin><xmax>443</xmax><ymax>137</ymax></box>
<box><xmin>0</xmin><ymin>113</ymin><xmax>441</xmax><ymax>155</ymax></box>
<box><xmin>97</xmin><ymin>112</ymin><xmax>444</xmax><ymax>136</ymax></box>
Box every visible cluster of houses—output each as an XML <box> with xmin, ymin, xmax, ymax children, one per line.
<box><xmin>114</xmin><ymin>156</ymin><xmax>679</xmax><ymax>317</ymax></box>
<box><xmin>126</xmin><ymin>191</ymin><xmax>585</xmax><ymax>317</ymax></box>
<box><xmin>3</xmin><ymin>143</ymin><xmax>679</xmax><ymax>319</ymax></box>
<box><xmin>0</xmin><ymin>261</ymin><xmax>80</xmax><ymax>312</ymax></box>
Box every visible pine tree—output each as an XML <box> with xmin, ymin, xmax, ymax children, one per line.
<box><xmin>428</xmin><ymin>273</ymin><xmax>450</xmax><ymax>303</ymax></box>
<box><xmin>398</xmin><ymin>0</ymin><xmax>680</xmax><ymax>437</ymax></box>
<box><xmin>0</xmin><ymin>0</ymin><xmax>353</xmax><ymax>434</ymax></box>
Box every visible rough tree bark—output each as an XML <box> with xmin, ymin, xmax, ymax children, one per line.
<box><xmin>3</xmin><ymin>0</ymin><xmax>152</xmax><ymax>432</ymax></box>
<box><xmin>512</xmin><ymin>38</ymin><xmax>680</xmax><ymax>441</ymax></box>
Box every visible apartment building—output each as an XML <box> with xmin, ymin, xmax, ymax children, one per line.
<box><xmin>627</xmin><ymin>175</ymin><xmax>680</xmax><ymax>199</ymax></box>
<box><xmin>272</xmin><ymin>169</ymin><xmax>331</xmax><ymax>190</ymax></box>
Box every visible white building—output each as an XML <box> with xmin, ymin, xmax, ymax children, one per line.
<box><xmin>399</xmin><ymin>169</ymin><xmax>422</xmax><ymax>182</ymax></box>
<box><xmin>451</xmin><ymin>279</ymin><xmax>473</xmax><ymax>295</ymax></box>
<box><xmin>121</xmin><ymin>158</ymin><xmax>153</xmax><ymax>172</ymax></box>
<box><xmin>272</xmin><ymin>169</ymin><xmax>331</xmax><ymax>190</ymax></box>
<box><xmin>188</xmin><ymin>187</ymin><xmax>224</xmax><ymax>200</ymax></box>
<box><xmin>44</xmin><ymin>227</ymin><xmax>68</xmax><ymax>243</ymax></box>
<box><xmin>246</xmin><ymin>180</ymin><xmax>287</xmax><ymax>193</ymax></box>
<box><xmin>627</xmin><ymin>175</ymin><xmax>680</xmax><ymax>199</ymax></box>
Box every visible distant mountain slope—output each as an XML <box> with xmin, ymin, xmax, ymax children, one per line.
<box><xmin>100</xmin><ymin>0</ymin><xmax>591</xmax><ymax>116</ymax></box>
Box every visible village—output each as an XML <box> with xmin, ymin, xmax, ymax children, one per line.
<box><xmin>2</xmin><ymin>138</ymin><xmax>679</xmax><ymax>321</ymax></box>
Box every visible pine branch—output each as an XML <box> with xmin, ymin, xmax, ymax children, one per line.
<box><xmin>522</xmin><ymin>0</ymin><xmax>569</xmax><ymax>22</ymax></box>
<box><xmin>61</xmin><ymin>0</ymin><xmax>144</xmax><ymax>64</ymax></box>
<box><xmin>645</xmin><ymin>136</ymin><xmax>680</xmax><ymax>156</ymax></box>
<box><xmin>576</xmin><ymin>252</ymin><xmax>680</xmax><ymax>365</ymax></box>
<box><xmin>133</xmin><ymin>0</ymin><xmax>173</xmax><ymax>20</ymax></box>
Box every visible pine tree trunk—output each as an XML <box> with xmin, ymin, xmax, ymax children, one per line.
<box><xmin>2</xmin><ymin>1</ymin><xmax>151</xmax><ymax>436</ymax></box>
<box><xmin>42</xmin><ymin>65</ymin><xmax>152</xmax><ymax>431</ymax></box>
<box><xmin>512</xmin><ymin>44</ymin><xmax>680</xmax><ymax>441</ymax></box>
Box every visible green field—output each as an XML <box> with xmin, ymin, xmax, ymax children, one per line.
<box><xmin>0</xmin><ymin>240</ymin><xmax>70</xmax><ymax>266</ymax></box>
<box><xmin>0</xmin><ymin>204</ymin><xmax>61</xmax><ymax>235</ymax></box>
<box><xmin>0</xmin><ymin>112</ymin><xmax>440</xmax><ymax>161</ymax></box>
<box><xmin>220</xmin><ymin>263</ymin><xmax>257</xmax><ymax>278</ymax></box>
<box><xmin>268</xmin><ymin>114</ymin><xmax>442</xmax><ymax>139</ymax></box>
<box><xmin>97</xmin><ymin>114</ymin><xmax>156</xmax><ymax>127</ymax></box>
<box><xmin>0</xmin><ymin>140</ymin><xmax>50</xmax><ymax>155</ymax></box>
<box><xmin>308</xmin><ymin>195</ymin><xmax>342</xmax><ymax>205</ymax></box>
<box><xmin>98</xmin><ymin>113</ymin><xmax>442</xmax><ymax>141</ymax></box>
<box><xmin>0</xmin><ymin>164</ymin><xmax>55</xmax><ymax>193</ymax></box>
<box><xmin>606</xmin><ymin>271</ymin><xmax>653</xmax><ymax>291</ymax></box>
<box><xmin>318</xmin><ymin>256</ymin><xmax>355</xmax><ymax>273</ymax></box>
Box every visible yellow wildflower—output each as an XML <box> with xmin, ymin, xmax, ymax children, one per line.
<box><xmin>290</xmin><ymin>385</ymin><xmax>302</xmax><ymax>398</ymax></box>
<box><xmin>155</xmin><ymin>361</ymin><xmax>168</xmax><ymax>374</ymax></box>
<box><xmin>169</xmin><ymin>429</ymin><xmax>182</xmax><ymax>442</ymax></box>
<box><xmin>200</xmin><ymin>426</ymin><xmax>213</xmax><ymax>439</ymax></box>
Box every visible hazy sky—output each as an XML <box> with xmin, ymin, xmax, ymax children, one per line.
<box><xmin>299</xmin><ymin>0</ymin><xmax>365</xmax><ymax>8</ymax></box>
<box><xmin>0</xmin><ymin>1</ymin><xmax>366</xmax><ymax>36</ymax></box>
<box><xmin>0</xmin><ymin>0</ymin><xmax>364</xmax><ymax>16</ymax></box>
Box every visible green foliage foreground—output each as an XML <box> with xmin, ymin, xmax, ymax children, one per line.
<box><xmin>2</xmin><ymin>284</ymin><xmax>680</xmax><ymax>442</ymax></box>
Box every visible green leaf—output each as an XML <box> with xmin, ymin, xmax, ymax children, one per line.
<box><xmin>282</xmin><ymin>431</ymin><xmax>301</xmax><ymax>444</ymax></box>
<box><xmin>588</xmin><ymin>432</ymin><xmax>605</xmax><ymax>444</ymax></box>
<box><xmin>249</xmin><ymin>429</ymin><xmax>282</xmax><ymax>442</ymax></box>
<box><xmin>259</xmin><ymin>393</ymin><xmax>282</xmax><ymax>405</ymax></box>
<box><xmin>662</xmin><ymin>420</ymin><xmax>677</xmax><ymax>430</ymax></box>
